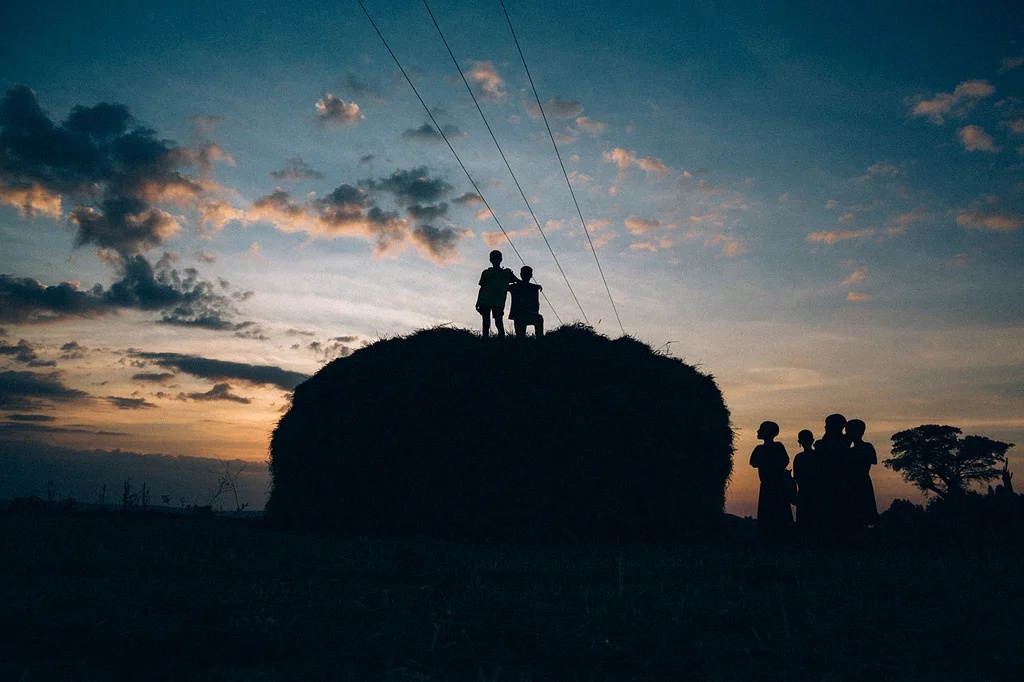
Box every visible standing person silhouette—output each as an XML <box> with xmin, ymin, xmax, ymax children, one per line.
<box><xmin>508</xmin><ymin>266</ymin><xmax>544</xmax><ymax>338</ymax></box>
<box><xmin>476</xmin><ymin>250</ymin><xmax>519</xmax><ymax>338</ymax></box>
<box><xmin>749</xmin><ymin>421</ymin><xmax>793</xmax><ymax>539</ymax></box>
<box><xmin>814</xmin><ymin>413</ymin><xmax>850</xmax><ymax>540</ymax></box>
<box><xmin>793</xmin><ymin>428</ymin><xmax>822</xmax><ymax>536</ymax></box>
<box><xmin>845</xmin><ymin>419</ymin><xmax>878</xmax><ymax>533</ymax></box>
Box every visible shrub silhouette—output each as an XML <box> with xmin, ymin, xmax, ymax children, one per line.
<box><xmin>267</xmin><ymin>324</ymin><xmax>734</xmax><ymax>541</ymax></box>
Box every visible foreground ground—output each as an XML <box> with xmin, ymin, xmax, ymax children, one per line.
<box><xmin>0</xmin><ymin>512</ymin><xmax>1021</xmax><ymax>681</ymax></box>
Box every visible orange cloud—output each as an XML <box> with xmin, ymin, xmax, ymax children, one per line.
<box><xmin>908</xmin><ymin>80</ymin><xmax>995</xmax><ymax>124</ymax></box>
<box><xmin>624</xmin><ymin>216</ymin><xmax>662</xmax><ymax>235</ymax></box>
<box><xmin>602</xmin><ymin>148</ymin><xmax>668</xmax><ymax>180</ymax></box>
<box><xmin>846</xmin><ymin>292</ymin><xmax>869</xmax><ymax>302</ymax></box>
<box><xmin>956</xmin><ymin>210</ymin><xmax>1023</xmax><ymax>232</ymax></box>
<box><xmin>807</xmin><ymin>227</ymin><xmax>875</xmax><ymax>245</ymax></box>
<box><xmin>0</xmin><ymin>182</ymin><xmax>62</xmax><ymax>218</ymax></box>
<box><xmin>629</xmin><ymin>241</ymin><xmax>657</xmax><ymax>253</ymax></box>
<box><xmin>959</xmin><ymin>125</ymin><xmax>998</xmax><ymax>152</ymax></box>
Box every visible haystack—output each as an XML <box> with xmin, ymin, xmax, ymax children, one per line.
<box><xmin>267</xmin><ymin>325</ymin><xmax>733</xmax><ymax>541</ymax></box>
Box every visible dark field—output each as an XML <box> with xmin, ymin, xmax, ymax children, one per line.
<box><xmin>1</xmin><ymin>512</ymin><xmax>1021</xmax><ymax>681</ymax></box>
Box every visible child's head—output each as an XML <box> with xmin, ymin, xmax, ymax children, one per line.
<box><xmin>489</xmin><ymin>249</ymin><xmax>503</xmax><ymax>266</ymax></box>
<box><xmin>520</xmin><ymin>265</ymin><xmax>533</xmax><ymax>282</ymax></box>
<box><xmin>845</xmin><ymin>419</ymin><xmax>866</xmax><ymax>439</ymax></box>
<box><xmin>756</xmin><ymin>421</ymin><xmax>780</xmax><ymax>441</ymax></box>
<box><xmin>798</xmin><ymin>429</ymin><xmax>814</xmax><ymax>448</ymax></box>
<box><xmin>824</xmin><ymin>413</ymin><xmax>847</xmax><ymax>434</ymax></box>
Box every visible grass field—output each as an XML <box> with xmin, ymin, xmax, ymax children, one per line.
<box><xmin>1</xmin><ymin>511</ymin><xmax>1021</xmax><ymax>681</ymax></box>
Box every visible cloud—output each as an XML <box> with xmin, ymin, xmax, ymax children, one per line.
<box><xmin>624</xmin><ymin>216</ymin><xmax>662</xmax><ymax>235</ymax></box>
<box><xmin>527</xmin><ymin>98</ymin><xmax>582</xmax><ymax>119</ymax></box>
<box><xmin>575</xmin><ymin>116</ymin><xmax>607</xmax><ymax>135</ymax></box>
<box><xmin>703</xmin><ymin>234</ymin><xmax>745</xmax><ymax>257</ymax></box>
<box><xmin>194</xmin><ymin>250</ymin><xmax>216</xmax><ymax>264</ymax></box>
<box><xmin>842</xmin><ymin>267</ymin><xmax>867</xmax><ymax>287</ymax></box>
<box><xmin>128</xmin><ymin>351</ymin><xmax>308</xmax><ymax>391</ymax></box>
<box><xmin>361</xmin><ymin>167</ymin><xmax>453</xmax><ymax>205</ymax></box>
<box><xmin>629</xmin><ymin>241</ymin><xmax>657</xmax><ymax>253</ymax></box>
<box><xmin>0</xmin><ymin>253</ymin><xmax>253</xmax><ymax>330</ymax></box>
<box><xmin>1002</xmin><ymin>56</ymin><xmax>1024</xmax><ymax>72</ymax></box>
<box><xmin>0</xmin><ymin>370</ymin><xmax>89</xmax><ymax>411</ymax></box>
<box><xmin>315</xmin><ymin>93</ymin><xmax>364</xmax><ymax>125</ymax></box>
<box><xmin>5</xmin><ymin>413</ymin><xmax>56</xmax><ymax>422</ymax></box>
<box><xmin>105</xmin><ymin>395</ymin><xmax>157</xmax><ymax>409</ymax></box>
<box><xmin>0</xmin><ymin>85</ymin><xmax>223</xmax><ymax>256</ymax></box>
<box><xmin>131</xmin><ymin>372</ymin><xmax>176</xmax><ymax>384</ymax></box>
<box><xmin>837</xmin><ymin>213</ymin><xmax>855</xmax><ymax>224</ymax></box>
<box><xmin>806</xmin><ymin>227</ymin><xmax>875</xmax><ymax>244</ymax></box>
<box><xmin>183</xmin><ymin>382</ymin><xmax>250</xmax><ymax>404</ymax></box>
<box><xmin>60</xmin><ymin>341</ymin><xmax>86</xmax><ymax>360</ymax></box>
<box><xmin>0</xmin><ymin>338</ymin><xmax>55</xmax><ymax>367</ymax></box>
<box><xmin>846</xmin><ymin>292</ymin><xmax>870</xmax><ymax>302</ymax></box>
<box><xmin>465</xmin><ymin>61</ymin><xmax>505</xmax><ymax>99</ymax></box>
<box><xmin>602</xmin><ymin>148</ymin><xmax>669</xmax><ymax>180</ymax></box>
<box><xmin>908</xmin><ymin>80</ymin><xmax>995</xmax><ymax>124</ymax></box>
<box><xmin>270</xmin><ymin>156</ymin><xmax>324</xmax><ymax>181</ymax></box>
<box><xmin>401</xmin><ymin>123</ymin><xmax>465</xmax><ymax>141</ymax></box>
<box><xmin>858</xmin><ymin>161</ymin><xmax>900</xmax><ymax>181</ymax></box>
<box><xmin>959</xmin><ymin>125</ymin><xmax>999</xmax><ymax>152</ymax></box>
<box><xmin>956</xmin><ymin>210</ymin><xmax>1022</xmax><ymax>232</ymax></box>
<box><xmin>249</xmin><ymin>170</ymin><xmax>467</xmax><ymax>264</ymax></box>
<box><xmin>453</xmin><ymin>192</ymin><xmax>483</xmax><ymax>206</ymax></box>
<box><xmin>342</xmin><ymin>69</ymin><xmax>389</xmax><ymax>102</ymax></box>
<box><xmin>825</xmin><ymin>199</ymin><xmax>839</xmax><ymax>210</ymax></box>
<box><xmin>308</xmin><ymin>336</ymin><xmax>359</xmax><ymax>362</ymax></box>
<box><xmin>1002</xmin><ymin>118</ymin><xmax>1024</xmax><ymax>135</ymax></box>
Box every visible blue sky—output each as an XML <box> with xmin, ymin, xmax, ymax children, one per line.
<box><xmin>1</xmin><ymin>0</ymin><xmax>1022</xmax><ymax>515</ymax></box>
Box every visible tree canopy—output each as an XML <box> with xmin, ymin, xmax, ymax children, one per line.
<box><xmin>886</xmin><ymin>425</ymin><xmax>1014</xmax><ymax>499</ymax></box>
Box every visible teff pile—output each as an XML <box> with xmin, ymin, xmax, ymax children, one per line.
<box><xmin>268</xmin><ymin>325</ymin><xmax>734</xmax><ymax>541</ymax></box>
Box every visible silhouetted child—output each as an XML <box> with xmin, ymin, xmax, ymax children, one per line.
<box><xmin>845</xmin><ymin>419</ymin><xmax>878</xmax><ymax>530</ymax></box>
<box><xmin>814</xmin><ymin>413</ymin><xmax>850</xmax><ymax>540</ymax></box>
<box><xmin>508</xmin><ymin>266</ymin><xmax>544</xmax><ymax>338</ymax></box>
<box><xmin>476</xmin><ymin>250</ymin><xmax>519</xmax><ymax>338</ymax></box>
<box><xmin>793</xmin><ymin>428</ymin><xmax>822</xmax><ymax>535</ymax></box>
<box><xmin>749</xmin><ymin>421</ymin><xmax>793</xmax><ymax>538</ymax></box>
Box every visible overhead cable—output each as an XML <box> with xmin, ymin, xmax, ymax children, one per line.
<box><xmin>357</xmin><ymin>0</ymin><xmax>562</xmax><ymax>325</ymax></box>
<box><xmin>421</xmin><ymin>0</ymin><xmax>588</xmax><ymax>326</ymax></box>
<box><xmin>499</xmin><ymin>0</ymin><xmax>626</xmax><ymax>336</ymax></box>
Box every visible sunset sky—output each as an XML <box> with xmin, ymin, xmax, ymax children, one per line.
<box><xmin>1</xmin><ymin>0</ymin><xmax>1022</xmax><ymax>516</ymax></box>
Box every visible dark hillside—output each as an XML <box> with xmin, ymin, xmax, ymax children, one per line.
<box><xmin>268</xmin><ymin>325</ymin><xmax>733</xmax><ymax>541</ymax></box>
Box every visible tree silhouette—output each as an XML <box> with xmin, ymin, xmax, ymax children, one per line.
<box><xmin>886</xmin><ymin>425</ymin><xmax>1014</xmax><ymax>499</ymax></box>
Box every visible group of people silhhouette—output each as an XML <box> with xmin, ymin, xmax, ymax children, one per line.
<box><xmin>476</xmin><ymin>249</ymin><xmax>544</xmax><ymax>339</ymax></box>
<box><xmin>750</xmin><ymin>413</ymin><xmax>878</xmax><ymax>543</ymax></box>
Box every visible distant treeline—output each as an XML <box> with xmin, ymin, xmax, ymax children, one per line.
<box><xmin>0</xmin><ymin>440</ymin><xmax>269</xmax><ymax>510</ymax></box>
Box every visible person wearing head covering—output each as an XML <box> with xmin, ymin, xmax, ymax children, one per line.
<box><xmin>749</xmin><ymin>420</ymin><xmax>793</xmax><ymax>538</ymax></box>
<box><xmin>793</xmin><ymin>428</ymin><xmax>823</xmax><ymax>536</ymax></box>
<box><xmin>476</xmin><ymin>250</ymin><xmax>519</xmax><ymax>338</ymax></box>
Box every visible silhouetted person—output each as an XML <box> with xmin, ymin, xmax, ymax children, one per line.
<box><xmin>793</xmin><ymin>428</ymin><xmax>823</xmax><ymax>536</ymax></box>
<box><xmin>845</xmin><ymin>419</ymin><xmax>878</xmax><ymax>531</ymax></box>
<box><xmin>508</xmin><ymin>266</ymin><xmax>544</xmax><ymax>338</ymax></box>
<box><xmin>749</xmin><ymin>421</ymin><xmax>793</xmax><ymax>538</ymax></box>
<box><xmin>814</xmin><ymin>413</ymin><xmax>850</xmax><ymax>540</ymax></box>
<box><xmin>476</xmin><ymin>249</ymin><xmax>519</xmax><ymax>338</ymax></box>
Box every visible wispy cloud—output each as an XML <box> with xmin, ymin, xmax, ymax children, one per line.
<box><xmin>624</xmin><ymin>216</ymin><xmax>661</xmax><ymax>235</ymax></box>
<box><xmin>907</xmin><ymin>80</ymin><xmax>995</xmax><ymax>124</ymax></box>
<box><xmin>128</xmin><ymin>351</ymin><xmax>308</xmax><ymax>391</ymax></box>
<box><xmin>956</xmin><ymin>210</ymin><xmax>1022</xmax><ymax>232</ymax></box>
<box><xmin>602</xmin><ymin>148</ymin><xmax>668</xmax><ymax>180</ymax></box>
<box><xmin>270</xmin><ymin>156</ymin><xmax>324</xmax><ymax>182</ymax></box>
<box><xmin>807</xmin><ymin>227</ymin><xmax>876</xmax><ymax>245</ymax></box>
<box><xmin>527</xmin><ymin>98</ymin><xmax>582</xmax><ymax>119</ymax></box>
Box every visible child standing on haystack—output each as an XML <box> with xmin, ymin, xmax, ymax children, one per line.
<box><xmin>750</xmin><ymin>421</ymin><xmax>794</xmax><ymax>539</ymax></box>
<box><xmin>508</xmin><ymin>266</ymin><xmax>544</xmax><ymax>338</ymax></box>
<box><xmin>476</xmin><ymin>249</ymin><xmax>519</xmax><ymax>338</ymax></box>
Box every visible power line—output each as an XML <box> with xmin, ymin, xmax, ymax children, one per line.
<box><xmin>357</xmin><ymin>0</ymin><xmax>562</xmax><ymax>325</ymax></box>
<box><xmin>499</xmin><ymin>0</ymin><xmax>625</xmax><ymax>336</ymax></box>
<box><xmin>421</xmin><ymin>0</ymin><xmax>588</xmax><ymax>326</ymax></box>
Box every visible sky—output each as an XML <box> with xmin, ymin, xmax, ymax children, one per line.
<box><xmin>1</xmin><ymin>0</ymin><xmax>1022</xmax><ymax>516</ymax></box>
